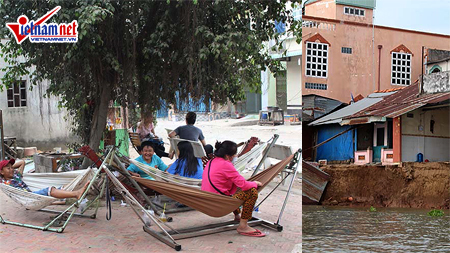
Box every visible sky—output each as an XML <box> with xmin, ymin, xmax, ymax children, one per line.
<box><xmin>374</xmin><ymin>0</ymin><xmax>450</xmax><ymax>35</ymax></box>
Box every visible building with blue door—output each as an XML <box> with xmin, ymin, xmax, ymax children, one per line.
<box><xmin>308</xmin><ymin>91</ymin><xmax>395</xmax><ymax>163</ymax></box>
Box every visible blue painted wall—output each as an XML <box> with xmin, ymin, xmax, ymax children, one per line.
<box><xmin>156</xmin><ymin>99</ymin><xmax>169</xmax><ymax>118</ymax></box>
<box><xmin>175</xmin><ymin>91</ymin><xmax>210</xmax><ymax>112</ymax></box>
<box><xmin>316</xmin><ymin>124</ymin><xmax>354</xmax><ymax>161</ymax></box>
<box><xmin>155</xmin><ymin>92</ymin><xmax>211</xmax><ymax>118</ymax></box>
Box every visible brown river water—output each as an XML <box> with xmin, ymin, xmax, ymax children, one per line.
<box><xmin>302</xmin><ymin>205</ymin><xmax>450</xmax><ymax>252</ymax></box>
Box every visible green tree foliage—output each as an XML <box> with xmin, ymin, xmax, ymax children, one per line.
<box><xmin>0</xmin><ymin>0</ymin><xmax>302</xmax><ymax>152</ymax></box>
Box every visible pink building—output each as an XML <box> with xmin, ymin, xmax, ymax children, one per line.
<box><xmin>302</xmin><ymin>0</ymin><xmax>450</xmax><ymax>103</ymax></box>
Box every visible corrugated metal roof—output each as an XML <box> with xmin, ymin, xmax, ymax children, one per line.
<box><xmin>427</xmin><ymin>57</ymin><xmax>450</xmax><ymax>65</ymax></box>
<box><xmin>305</xmin><ymin>0</ymin><xmax>376</xmax><ymax>9</ymax></box>
<box><xmin>303</xmin><ymin>94</ymin><xmax>345</xmax><ymax>121</ymax></box>
<box><xmin>309</xmin><ymin>92</ymin><xmax>394</xmax><ymax>126</ymax></box>
<box><xmin>343</xmin><ymin>83</ymin><xmax>450</xmax><ymax>122</ymax></box>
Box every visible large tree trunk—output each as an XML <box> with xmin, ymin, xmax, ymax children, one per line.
<box><xmin>81</xmin><ymin>84</ymin><xmax>112</xmax><ymax>168</ymax></box>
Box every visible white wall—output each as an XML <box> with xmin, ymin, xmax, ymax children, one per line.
<box><xmin>261</xmin><ymin>68</ymin><xmax>269</xmax><ymax>110</ymax></box>
<box><xmin>263</xmin><ymin>34</ymin><xmax>302</xmax><ymax>110</ymax></box>
<box><xmin>427</xmin><ymin>60</ymin><xmax>450</xmax><ymax>73</ymax></box>
<box><xmin>287</xmin><ymin>56</ymin><xmax>302</xmax><ymax>106</ymax></box>
<box><xmin>401</xmin><ymin>107</ymin><xmax>450</xmax><ymax>162</ymax></box>
<box><xmin>0</xmin><ymin>57</ymin><xmax>78</xmax><ymax>150</ymax></box>
<box><xmin>402</xmin><ymin>136</ymin><xmax>450</xmax><ymax>162</ymax></box>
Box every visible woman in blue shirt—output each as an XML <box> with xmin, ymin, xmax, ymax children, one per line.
<box><xmin>167</xmin><ymin>141</ymin><xmax>203</xmax><ymax>179</ymax></box>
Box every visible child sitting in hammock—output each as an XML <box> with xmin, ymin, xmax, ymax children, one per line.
<box><xmin>166</xmin><ymin>141</ymin><xmax>203</xmax><ymax>179</ymax></box>
<box><xmin>0</xmin><ymin>159</ymin><xmax>88</xmax><ymax>199</ymax></box>
<box><xmin>201</xmin><ymin>141</ymin><xmax>265</xmax><ymax>237</ymax></box>
<box><xmin>127</xmin><ymin>141</ymin><xmax>168</xmax><ymax>180</ymax></box>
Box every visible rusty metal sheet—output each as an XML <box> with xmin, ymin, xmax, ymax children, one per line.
<box><xmin>348</xmin><ymin>117</ymin><xmax>370</xmax><ymax>125</ymax></box>
<box><xmin>344</xmin><ymin>82</ymin><xmax>450</xmax><ymax>120</ymax></box>
<box><xmin>302</xmin><ymin>161</ymin><xmax>330</xmax><ymax>204</ymax></box>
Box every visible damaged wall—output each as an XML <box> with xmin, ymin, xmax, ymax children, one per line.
<box><xmin>401</xmin><ymin>107</ymin><xmax>450</xmax><ymax>162</ymax></box>
<box><xmin>423</xmin><ymin>71</ymin><xmax>450</xmax><ymax>93</ymax></box>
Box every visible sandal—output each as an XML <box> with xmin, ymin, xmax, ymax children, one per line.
<box><xmin>237</xmin><ymin>229</ymin><xmax>266</xmax><ymax>237</ymax></box>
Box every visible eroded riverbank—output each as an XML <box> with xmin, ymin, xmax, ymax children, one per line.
<box><xmin>320</xmin><ymin>162</ymin><xmax>450</xmax><ymax>209</ymax></box>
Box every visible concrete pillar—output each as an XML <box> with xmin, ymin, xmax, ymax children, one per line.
<box><xmin>393</xmin><ymin>116</ymin><xmax>402</xmax><ymax>162</ymax></box>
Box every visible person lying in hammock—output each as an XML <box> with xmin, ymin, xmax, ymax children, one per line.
<box><xmin>166</xmin><ymin>141</ymin><xmax>203</xmax><ymax>179</ymax></box>
<box><xmin>0</xmin><ymin>159</ymin><xmax>88</xmax><ymax>199</ymax></box>
<box><xmin>127</xmin><ymin>141</ymin><xmax>168</xmax><ymax>180</ymax></box>
<box><xmin>201</xmin><ymin>141</ymin><xmax>265</xmax><ymax>237</ymax></box>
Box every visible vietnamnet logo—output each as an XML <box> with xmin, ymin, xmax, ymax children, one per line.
<box><xmin>6</xmin><ymin>6</ymin><xmax>78</xmax><ymax>44</ymax></box>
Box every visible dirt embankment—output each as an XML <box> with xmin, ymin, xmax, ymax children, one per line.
<box><xmin>320</xmin><ymin>162</ymin><xmax>450</xmax><ymax>209</ymax></box>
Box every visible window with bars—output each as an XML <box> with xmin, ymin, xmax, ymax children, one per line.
<box><xmin>344</xmin><ymin>7</ymin><xmax>365</xmax><ymax>17</ymax></box>
<box><xmin>391</xmin><ymin>52</ymin><xmax>411</xmax><ymax>85</ymax></box>
<box><xmin>341</xmin><ymin>47</ymin><xmax>352</xmax><ymax>54</ymax></box>
<box><xmin>305</xmin><ymin>82</ymin><xmax>327</xmax><ymax>90</ymax></box>
<box><xmin>305</xmin><ymin>42</ymin><xmax>328</xmax><ymax>78</ymax></box>
<box><xmin>7</xmin><ymin>81</ymin><xmax>27</xmax><ymax>107</ymax></box>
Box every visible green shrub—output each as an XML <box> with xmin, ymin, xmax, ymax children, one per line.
<box><xmin>428</xmin><ymin>209</ymin><xmax>444</xmax><ymax>217</ymax></box>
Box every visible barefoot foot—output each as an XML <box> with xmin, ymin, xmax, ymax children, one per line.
<box><xmin>76</xmin><ymin>182</ymin><xmax>89</xmax><ymax>200</ymax></box>
<box><xmin>236</xmin><ymin>225</ymin><xmax>259</xmax><ymax>234</ymax></box>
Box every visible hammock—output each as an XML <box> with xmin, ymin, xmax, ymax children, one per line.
<box><xmin>124</xmin><ymin>141</ymin><xmax>268</xmax><ymax>187</ymax></box>
<box><xmin>237</xmin><ymin>137</ymin><xmax>259</xmax><ymax>157</ymax></box>
<box><xmin>234</xmin><ymin>142</ymin><xmax>268</xmax><ymax>172</ymax></box>
<box><xmin>0</xmin><ymin>168</ymin><xmax>95</xmax><ymax>210</ymax></box>
<box><xmin>23</xmin><ymin>169</ymin><xmax>93</xmax><ymax>192</ymax></box>
<box><xmin>133</xmin><ymin>154</ymin><xmax>294</xmax><ymax>217</ymax></box>
<box><xmin>127</xmin><ymin>158</ymin><xmax>202</xmax><ymax>187</ymax></box>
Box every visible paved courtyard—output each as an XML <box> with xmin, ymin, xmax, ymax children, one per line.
<box><xmin>0</xmin><ymin>118</ymin><xmax>302</xmax><ymax>252</ymax></box>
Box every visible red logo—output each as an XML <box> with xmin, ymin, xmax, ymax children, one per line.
<box><xmin>6</xmin><ymin>6</ymin><xmax>78</xmax><ymax>44</ymax></box>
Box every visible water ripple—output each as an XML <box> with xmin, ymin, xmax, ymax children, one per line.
<box><xmin>303</xmin><ymin>206</ymin><xmax>450</xmax><ymax>253</ymax></box>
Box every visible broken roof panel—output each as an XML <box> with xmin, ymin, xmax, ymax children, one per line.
<box><xmin>342</xmin><ymin>82</ymin><xmax>450</xmax><ymax>124</ymax></box>
<box><xmin>309</xmin><ymin>92</ymin><xmax>395</xmax><ymax>126</ymax></box>
<box><xmin>427</xmin><ymin>49</ymin><xmax>450</xmax><ymax>65</ymax></box>
<box><xmin>303</xmin><ymin>94</ymin><xmax>345</xmax><ymax>122</ymax></box>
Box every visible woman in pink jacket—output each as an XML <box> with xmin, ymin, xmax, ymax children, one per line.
<box><xmin>202</xmin><ymin>141</ymin><xmax>265</xmax><ymax>237</ymax></box>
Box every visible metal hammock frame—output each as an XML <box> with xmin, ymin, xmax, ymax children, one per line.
<box><xmin>103</xmin><ymin>147</ymin><xmax>301</xmax><ymax>251</ymax></box>
<box><xmin>0</xmin><ymin>168</ymin><xmax>95</xmax><ymax>211</ymax></box>
<box><xmin>118</xmin><ymin>134</ymin><xmax>279</xmax><ymax>188</ymax></box>
<box><xmin>0</xmin><ymin>158</ymin><xmax>108</xmax><ymax>233</ymax></box>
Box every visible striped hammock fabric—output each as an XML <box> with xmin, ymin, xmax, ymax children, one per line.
<box><xmin>127</xmin><ymin>159</ymin><xmax>202</xmax><ymax>187</ymax></box>
<box><xmin>125</xmin><ymin>142</ymin><xmax>268</xmax><ymax>188</ymax></box>
<box><xmin>234</xmin><ymin>142</ymin><xmax>268</xmax><ymax>172</ymax></box>
<box><xmin>23</xmin><ymin>169</ymin><xmax>93</xmax><ymax>192</ymax></box>
<box><xmin>133</xmin><ymin>154</ymin><xmax>295</xmax><ymax>217</ymax></box>
<box><xmin>0</xmin><ymin>168</ymin><xmax>95</xmax><ymax>210</ymax></box>
<box><xmin>0</xmin><ymin>184</ymin><xmax>57</xmax><ymax>211</ymax></box>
